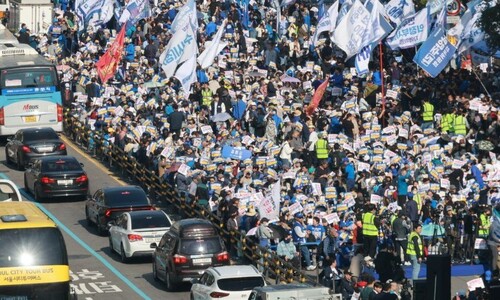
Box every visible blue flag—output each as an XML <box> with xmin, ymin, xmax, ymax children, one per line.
<box><xmin>414</xmin><ymin>26</ymin><xmax>456</xmax><ymax>78</ymax></box>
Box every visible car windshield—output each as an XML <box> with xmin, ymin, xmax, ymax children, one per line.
<box><xmin>24</xmin><ymin>130</ymin><xmax>59</xmax><ymax>142</ymax></box>
<box><xmin>179</xmin><ymin>237</ymin><xmax>223</xmax><ymax>255</ymax></box>
<box><xmin>42</xmin><ymin>159</ymin><xmax>82</xmax><ymax>172</ymax></box>
<box><xmin>104</xmin><ymin>189</ymin><xmax>149</xmax><ymax>206</ymax></box>
<box><xmin>217</xmin><ymin>277</ymin><xmax>265</xmax><ymax>291</ymax></box>
<box><xmin>0</xmin><ymin>228</ymin><xmax>67</xmax><ymax>267</ymax></box>
<box><xmin>131</xmin><ymin>213</ymin><xmax>171</xmax><ymax>229</ymax></box>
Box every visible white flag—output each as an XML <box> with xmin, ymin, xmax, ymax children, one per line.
<box><xmin>174</xmin><ymin>55</ymin><xmax>197</xmax><ymax>95</ymax></box>
<box><xmin>171</xmin><ymin>0</ymin><xmax>198</xmax><ymax>33</ymax></box>
<box><xmin>386</xmin><ymin>8</ymin><xmax>429</xmax><ymax>50</ymax></box>
<box><xmin>159</xmin><ymin>23</ymin><xmax>197</xmax><ymax>78</ymax></box>
<box><xmin>336</xmin><ymin>0</ymin><xmax>353</xmax><ymax>25</ymax></box>
<box><xmin>197</xmin><ymin>20</ymin><xmax>227</xmax><ymax>69</ymax></box>
<box><xmin>385</xmin><ymin>0</ymin><xmax>415</xmax><ymax>25</ymax></box>
<box><xmin>332</xmin><ymin>0</ymin><xmax>371</xmax><ymax>59</ymax></box>
<box><xmin>312</xmin><ymin>0</ymin><xmax>339</xmax><ymax>46</ymax></box>
<box><xmin>258</xmin><ymin>180</ymin><xmax>281</xmax><ymax>222</ymax></box>
<box><xmin>426</xmin><ymin>0</ymin><xmax>452</xmax><ymax>15</ymax></box>
<box><xmin>118</xmin><ymin>0</ymin><xmax>152</xmax><ymax>25</ymax></box>
<box><xmin>363</xmin><ymin>0</ymin><xmax>393</xmax><ymax>47</ymax></box>
<box><xmin>76</xmin><ymin>0</ymin><xmax>114</xmax><ymax>30</ymax></box>
<box><xmin>355</xmin><ymin>44</ymin><xmax>373</xmax><ymax>75</ymax></box>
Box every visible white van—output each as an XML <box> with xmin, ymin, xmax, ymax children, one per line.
<box><xmin>248</xmin><ymin>284</ymin><xmax>341</xmax><ymax>300</ymax></box>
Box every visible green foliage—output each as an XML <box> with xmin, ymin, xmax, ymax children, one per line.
<box><xmin>478</xmin><ymin>2</ymin><xmax>500</xmax><ymax>51</ymax></box>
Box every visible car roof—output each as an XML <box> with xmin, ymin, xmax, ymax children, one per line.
<box><xmin>127</xmin><ymin>210</ymin><xmax>168</xmax><ymax>218</ymax></box>
<box><xmin>37</xmin><ymin>155</ymin><xmax>77</xmax><ymax>162</ymax></box>
<box><xmin>102</xmin><ymin>186</ymin><xmax>144</xmax><ymax>193</ymax></box>
<box><xmin>208</xmin><ymin>265</ymin><xmax>261</xmax><ymax>278</ymax></box>
<box><xmin>17</xmin><ymin>127</ymin><xmax>56</xmax><ymax>133</ymax></box>
<box><xmin>170</xmin><ymin>218</ymin><xmax>215</xmax><ymax>237</ymax></box>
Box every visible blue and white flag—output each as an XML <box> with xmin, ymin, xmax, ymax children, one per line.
<box><xmin>197</xmin><ymin>20</ymin><xmax>228</xmax><ymax>69</ymax></box>
<box><xmin>312</xmin><ymin>0</ymin><xmax>339</xmax><ymax>46</ymax></box>
<box><xmin>75</xmin><ymin>0</ymin><xmax>114</xmax><ymax>30</ymax></box>
<box><xmin>171</xmin><ymin>0</ymin><xmax>198</xmax><ymax>33</ymax></box>
<box><xmin>332</xmin><ymin>0</ymin><xmax>371</xmax><ymax>59</ymax></box>
<box><xmin>363</xmin><ymin>0</ymin><xmax>393</xmax><ymax>47</ymax></box>
<box><xmin>386</xmin><ymin>7</ymin><xmax>429</xmax><ymax>50</ymax></box>
<box><xmin>385</xmin><ymin>0</ymin><xmax>415</xmax><ymax>25</ymax></box>
<box><xmin>336</xmin><ymin>0</ymin><xmax>353</xmax><ymax>25</ymax></box>
<box><xmin>355</xmin><ymin>44</ymin><xmax>373</xmax><ymax>75</ymax></box>
<box><xmin>414</xmin><ymin>25</ymin><xmax>456</xmax><ymax>78</ymax></box>
<box><xmin>174</xmin><ymin>55</ymin><xmax>197</xmax><ymax>96</ymax></box>
<box><xmin>426</xmin><ymin>0</ymin><xmax>451</xmax><ymax>15</ymax></box>
<box><xmin>159</xmin><ymin>22</ymin><xmax>198</xmax><ymax>78</ymax></box>
<box><xmin>118</xmin><ymin>0</ymin><xmax>152</xmax><ymax>26</ymax></box>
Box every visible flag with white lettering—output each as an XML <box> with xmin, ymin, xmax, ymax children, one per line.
<box><xmin>118</xmin><ymin>0</ymin><xmax>152</xmax><ymax>26</ymax></box>
<box><xmin>332</xmin><ymin>0</ymin><xmax>371</xmax><ymax>59</ymax></box>
<box><xmin>336</xmin><ymin>0</ymin><xmax>353</xmax><ymax>25</ymax></box>
<box><xmin>312</xmin><ymin>0</ymin><xmax>339</xmax><ymax>46</ymax></box>
<box><xmin>171</xmin><ymin>0</ymin><xmax>198</xmax><ymax>33</ymax></box>
<box><xmin>426</xmin><ymin>0</ymin><xmax>451</xmax><ymax>15</ymax></box>
<box><xmin>75</xmin><ymin>0</ymin><xmax>114</xmax><ymax>30</ymax></box>
<box><xmin>363</xmin><ymin>0</ymin><xmax>394</xmax><ymax>47</ymax></box>
<box><xmin>386</xmin><ymin>7</ymin><xmax>429</xmax><ymax>50</ymax></box>
<box><xmin>456</xmin><ymin>1</ymin><xmax>486</xmax><ymax>54</ymax></box>
<box><xmin>355</xmin><ymin>44</ymin><xmax>373</xmax><ymax>75</ymax></box>
<box><xmin>385</xmin><ymin>0</ymin><xmax>415</xmax><ymax>25</ymax></box>
<box><xmin>414</xmin><ymin>25</ymin><xmax>456</xmax><ymax>78</ymax></box>
<box><xmin>174</xmin><ymin>55</ymin><xmax>197</xmax><ymax>95</ymax></box>
<box><xmin>159</xmin><ymin>23</ymin><xmax>198</xmax><ymax>78</ymax></box>
<box><xmin>197</xmin><ymin>20</ymin><xmax>228</xmax><ymax>69</ymax></box>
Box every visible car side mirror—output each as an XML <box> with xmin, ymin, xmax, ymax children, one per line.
<box><xmin>191</xmin><ymin>278</ymin><xmax>199</xmax><ymax>284</ymax></box>
<box><xmin>107</xmin><ymin>221</ymin><xmax>115</xmax><ymax>229</ymax></box>
<box><xmin>150</xmin><ymin>242</ymin><xmax>157</xmax><ymax>249</ymax></box>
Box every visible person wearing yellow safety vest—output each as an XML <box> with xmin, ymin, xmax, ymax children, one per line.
<box><xmin>407</xmin><ymin>224</ymin><xmax>424</xmax><ymax>280</ymax></box>
<box><xmin>453</xmin><ymin>110</ymin><xmax>469</xmax><ymax>136</ymax></box>
<box><xmin>421</xmin><ymin>98</ymin><xmax>434</xmax><ymax>130</ymax></box>
<box><xmin>440</xmin><ymin>109</ymin><xmax>455</xmax><ymax>134</ymax></box>
<box><xmin>478</xmin><ymin>207</ymin><xmax>491</xmax><ymax>238</ymax></box>
<box><xmin>315</xmin><ymin>132</ymin><xmax>329</xmax><ymax>161</ymax></box>
<box><xmin>362</xmin><ymin>204</ymin><xmax>379</xmax><ymax>259</ymax></box>
<box><xmin>201</xmin><ymin>83</ymin><xmax>213</xmax><ymax>108</ymax></box>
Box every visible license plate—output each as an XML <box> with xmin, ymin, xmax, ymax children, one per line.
<box><xmin>24</xmin><ymin>115</ymin><xmax>37</xmax><ymax>123</ymax></box>
<box><xmin>0</xmin><ymin>296</ymin><xmax>28</xmax><ymax>300</ymax></box>
<box><xmin>37</xmin><ymin>147</ymin><xmax>53</xmax><ymax>152</ymax></box>
<box><xmin>57</xmin><ymin>180</ymin><xmax>72</xmax><ymax>185</ymax></box>
<box><xmin>144</xmin><ymin>238</ymin><xmax>157</xmax><ymax>243</ymax></box>
<box><xmin>193</xmin><ymin>258</ymin><xmax>212</xmax><ymax>264</ymax></box>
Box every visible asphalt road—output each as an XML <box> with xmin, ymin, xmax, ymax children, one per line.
<box><xmin>0</xmin><ymin>135</ymin><xmax>190</xmax><ymax>300</ymax></box>
<box><xmin>0</xmin><ymin>134</ymin><xmax>479</xmax><ymax>299</ymax></box>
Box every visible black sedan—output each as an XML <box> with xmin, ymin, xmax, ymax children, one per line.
<box><xmin>5</xmin><ymin>127</ymin><xmax>67</xmax><ymax>170</ymax></box>
<box><xmin>24</xmin><ymin>156</ymin><xmax>89</xmax><ymax>201</ymax></box>
<box><xmin>85</xmin><ymin>186</ymin><xmax>155</xmax><ymax>236</ymax></box>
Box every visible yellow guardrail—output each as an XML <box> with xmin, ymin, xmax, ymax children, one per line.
<box><xmin>63</xmin><ymin>112</ymin><xmax>310</xmax><ymax>284</ymax></box>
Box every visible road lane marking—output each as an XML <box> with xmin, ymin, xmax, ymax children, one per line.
<box><xmin>59</xmin><ymin>135</ymin><xmax>127</xmax><ymax>186</ymax></box>
<box><xmin>0</xmin><ymin>172</ymin><xmax>152</xmax><ymax>300</ymax></box>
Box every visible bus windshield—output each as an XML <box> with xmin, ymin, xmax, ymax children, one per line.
<box><xmin>0</xmin><ymin>228</ymin><xmax>67</xmax><ymax>267</ymax></box>
<box><xmin>1</xmin><ymin>67</ymin><xmax>57</xmax><ymax>89</ymax></box>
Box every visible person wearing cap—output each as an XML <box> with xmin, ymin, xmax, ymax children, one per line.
<box><xmin>339</xmin><ymin>268</ymin><xmax>355</xmax><ymax>299</ymax></box>
<box><xmin>277</xmin><ymin>231</ymin><xmax>300</xmax><ymax>268</ymax></box>
<box><xmin>406</xmin><ymin>224</ymin><xmax>424</xmax><ymax>280</ymax></box>
<box><xmin>421</xmin><ymin>98</ymin><xmax>434</xmax><ymax>130</ymax></box>
<box><xmin>292</xmin><ymin>212</ymin><xmax>316</xmax><ymax>270</ymax></box>
<box><xmin>362</xmin><ymin>204</ymin><xmax>379</xmax><ymax>259</ymax></box>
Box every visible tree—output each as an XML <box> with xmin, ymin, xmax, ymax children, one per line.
<box><xmin>478</xmin><ymin>2</ymin><xmax>500</xmax><ymax>52</ymax></box>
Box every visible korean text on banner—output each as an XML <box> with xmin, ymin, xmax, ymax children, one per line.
<box><xmin>384</xmin><ymin>0</ymin><xmax>416</xmax><ymax>25</ymax></box>
<box><xmin>332</xmin><ymin>0</ymin><xmax>371</xmax><ymax>59</ymax></box>
<box><xmin>386</xmin><ymin>8</ymin><xmax>429</xmax><ymax>50</ymax></box>
<box><xmin>76</xmin><ymin>0</ymin><xmax>114</xmax><ymax>30</ymax></box>
<box><xmin>159</xmin><ymin>22</ymin><xmax>197</xmax><ymax>78</ymax></box>
<box><xmin>414</xmin><ymin>25</ymin><xmax>456</xmax><ymax>78</ymax></box>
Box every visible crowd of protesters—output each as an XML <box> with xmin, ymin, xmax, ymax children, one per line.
<box><xmin>7</xmin><ymin>0</ymin><xmax>500</xmax><ymax>299</ymax></box>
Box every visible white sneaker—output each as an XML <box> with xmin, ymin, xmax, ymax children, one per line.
<box><xmin>404</xmin><ymin>261</ymin><xmax>411</xmax><ymax>266</ymax></box>
<box><xmin>306</xmin><ymin>265</ymin><xmax>316</xmax><ymax>271</ymax></box>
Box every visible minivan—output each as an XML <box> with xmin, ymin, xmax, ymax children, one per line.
<box><xmin>151</xmin><ymin>218</ymin><xmax>230</xmax><ymax>291</ymax></box>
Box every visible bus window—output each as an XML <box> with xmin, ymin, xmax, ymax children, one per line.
<box><xmin>1</xmin><ymin>68</ymin><xmax>56</xmax><ymax>88</ymax></box>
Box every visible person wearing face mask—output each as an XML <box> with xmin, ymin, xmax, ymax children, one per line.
<box><xmin>276</xmin><ymin>232</ymin><xmax>300</xmax><ymax>268</ymax></box>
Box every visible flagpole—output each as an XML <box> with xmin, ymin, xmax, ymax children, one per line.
<box><xmin>379</xmin><ymin>41</ymin><xmax>385</xmax><ymax>124</ymax></box>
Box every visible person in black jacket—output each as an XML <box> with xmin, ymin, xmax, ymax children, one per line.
<box><xmin>374</xmin><ymin>244</ymin><xmax>400</xmax><ymax>283</ymax></box>
<box><xmin>167</xmin><ymin>103</ymin><xmax>185</xmax><ymax>140</ymax></box>
<box><xmin>340</xmin><ymin>269</ymin><xmax>355</xmax><ymax>299</ymax></box>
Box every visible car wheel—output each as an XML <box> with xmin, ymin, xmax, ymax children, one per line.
<box><xmin>16</xmin><ymin>154</ymin><xmax>24</xmax><ymax>171</ymax></box>
<box><xmin>4</xmin><ymin>148</ymin><xmax>10</xmax><ymax>165</ymax></box>
<box><xmin>152</xmin><ymin>258</ymin><xmax>159</xmax><ymax>281</ymax></box>
<box><xmin>96</xmin><ymin>218</ymin><xmax>106</xmax><ymax>236</ymax></box>
<box><xmin>120</xmin><ymin>244</ymin><xmax>128</xmax><ymax>263</ymax></box>
<box><xmin>23</xmin><ymin>176</ymin><xmax>29</xmax><ymax>193</ymax></box>
<box><xmin>165</xmin><ymin>271</ymin><xmax>176</xmax><ymax>292</ymax></box>
<box><xmin>85</xmin><ymin>207</ymin><xmax>92</xmax><ymax>227</ymax></box>
<box><xmin>34</xmin><ymin>184</ymin><xmax>44</xmax><ymax>202</ymax></box>
<box><xmin>108</xmin><ymin>236</ymin><xmax>114</xmax><ymax>253</ymax></box>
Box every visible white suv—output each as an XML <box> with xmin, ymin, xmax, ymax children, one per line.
<box><xmin>190</xmin><ymin>265</ymin><xmax>266</xmax><ymax>299</ymax></box>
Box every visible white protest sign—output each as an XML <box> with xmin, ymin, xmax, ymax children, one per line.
<box><xmin>201</xmin><ymin>125</ymin><xmax>213</xmax><ymax>134</ymax></box>
<box><xmin>324</xmin><ymin>213</ymin><xmax>340</xmax><ymax>224</ymax></box>
<box><xmin>288</xmin><ymin>202</ymin><xmax>304</xmax><ymax>215</ymax></box>
<box><xmin>467</xmin><ymin>277</ymin><xmax>485</xmax><ymax>291</ymax></box>
<box><xmin>312</xmin><ymin>182</ymin><xmax>323</xmax><ymax>196</ymax></box>
<box><xmin>370</xmin><ymin>194</ymin><xmax>383</xmax><ymax>204</ymax></box>
<box><xmin>474</xmin><ymin>238</ymin><xmax>488</xmax><ymax>250</ymax></box>
<box><xmin>452</xmin><ymin>159</ymin><xmax>467</xmax><ymax>169</ymax></box>
<box><xmin>177</xmin><ymin>163</ymin><xmax>190</xmax><ymax>176</ymax></box>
